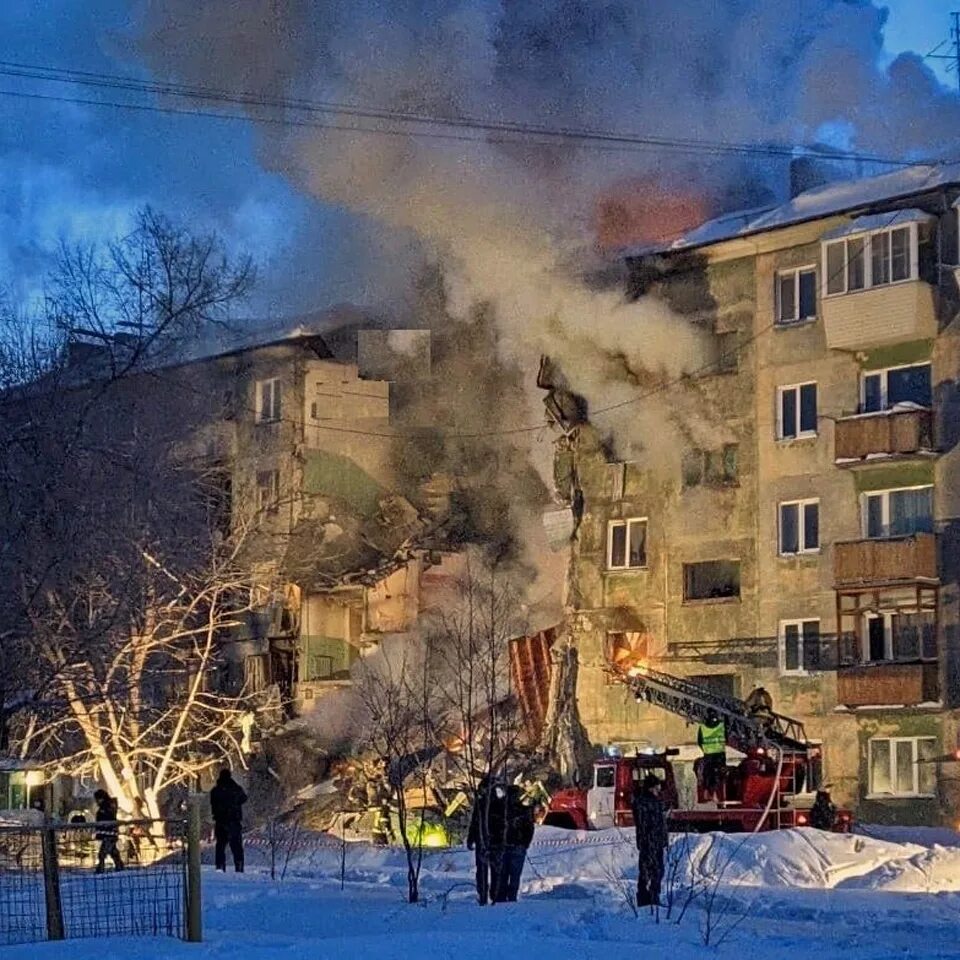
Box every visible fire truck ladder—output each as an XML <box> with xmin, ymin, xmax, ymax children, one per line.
<box><xmin>609</xmin><ymin>664</ymin><xmax>809</xmax><ymax>754</ymax></box>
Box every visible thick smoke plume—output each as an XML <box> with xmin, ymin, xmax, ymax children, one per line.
<box><xmin>134</xmin><ymin>1</ymin><xmax>960</xmax><ymax>467</ymax></box>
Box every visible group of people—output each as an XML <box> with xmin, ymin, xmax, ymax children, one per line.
<box><xmin>86</xmin><ymin>768</ymin><xmax>249</xmax><ymax>876</ymax></box>
<box><xmin>466</xmin><ymin>779</ymin><xmax>536</xmax><ymax>904</ymax></box>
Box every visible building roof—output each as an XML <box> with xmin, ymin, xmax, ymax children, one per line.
<box><xmin>626</xmin><ymin>161</ymin><xmax>960</xmax><ymax>258</ymax></box>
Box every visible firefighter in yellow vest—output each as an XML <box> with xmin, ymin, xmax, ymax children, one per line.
<box><xmin>697</xmin><ymin>710</ymin><xmax>727</xmax><ymax>803</ymax></box>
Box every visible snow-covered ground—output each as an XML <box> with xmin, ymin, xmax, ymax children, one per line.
<box><xmin>6</xmin><ymin>827</ymin><xmax>960</xmax><ymax>960</ymax></box>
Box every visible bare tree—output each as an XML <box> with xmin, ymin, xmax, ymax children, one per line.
<box><xmin>0</xmin><ymin>210</ymin><xmax>256</xmax><ymax>833</ymax></box>
<box><xmin>354</xmin><ymin>640</ymin><xmax>436</xmax><ymax>903</ymax></box>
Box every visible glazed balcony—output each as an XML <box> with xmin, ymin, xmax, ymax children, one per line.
<box><xmin>822</xmin><ymin>280</ymin><xmax>937</xmax><ymax>351</ymax></box>
<box><xmin>834</xmin><ymin>407</ymin><xmax>934</xmax><ymax>464</ymax></box>
<box><xmin>833</xmin><ymin>533</ymin><xmax>938</xmax><ymax>588</ymax></box>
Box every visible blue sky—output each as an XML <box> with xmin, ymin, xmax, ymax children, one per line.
<box><xmin>0</xmin><ymin>0</ymin><xmax>956</xmax><ymax>319</ymax></box>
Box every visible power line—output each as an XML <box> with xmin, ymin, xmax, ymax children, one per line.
<box><xmin>0</xmin><ymin>58</ymin><xmax>935</xmax><ymax>168</ymax></box>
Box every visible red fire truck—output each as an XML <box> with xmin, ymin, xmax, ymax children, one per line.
<box><xmin>544</xmin><ymin>664</ymin><xmax>852</xmax><ymax>834</ymax></box>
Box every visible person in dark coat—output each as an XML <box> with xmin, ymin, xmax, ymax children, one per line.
<box><xmin>499</xmin><ymin>784</ymin><xmax>535</xmax><ymax>903</ymax></box>
<box><xmin>467</xmin><ymin>779</ymin><xmax>507</xmax><ymax>905</ymax></box>
<box><xmin>93</xmin><ymin>789</ymin><xmax>124</xmax><ymax>873</ymax></box>
<box><xmin>809</xmin><ymin>789</ymin><xmax>837</xmax><ymax>831</ymax></box>
<box><xmin>632</xmin><ymin>773</ymin><xmax>668</xmax><ymax>908</ymax></box>
<box><xmin>210</xmin><ymin>768</ymin><xmax>247</xmax><ymax>872</ymax></box>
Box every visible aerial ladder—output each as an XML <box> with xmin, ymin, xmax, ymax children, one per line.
<box><xmin>608</xmin><ymin>663</ymin><xmax>810</xmax><ymax>754</ymax></box>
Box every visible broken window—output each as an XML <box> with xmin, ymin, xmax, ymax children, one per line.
<box><xmin>716</xmin><ymin>331</ymin><xmax>739</xmax><ymax>374</ymax></box>
<box><xmin>607</xmin><ymin>518</ymin><xmax>647</xmax><ymax>570</ymax></box>
<box><xmin>682</xmin><ymin>444</ymin><xmax>738</xmax><ymax>488</ymax></box>
<box><xmin>256</xmin><ymin>469</ymin><xmax>281</xmax><ymax>514</ymax></box>
<box><xmin>683</xmin><ymin>560</ymin><xmax>740</xmax><ymax>601</ymax></box>
<box><xmin>780</xmin><ymin>619</ymin><xmax>820</xmax><ymax>674</ymax></box>
<box><xmin>778</xmin><ymin>499</ymin><xmax>819</xmax><ymax>555</ymax></box>
<box><xmin>776</xmin><ymin>267</ymin><xmax>817</xmax><ymax>324</ymax></box>
<box><xmin>256</xmin><ymin>377</ymin><xmax>282</xmax><ymax>423</ymax></box>
<box><xmin>777</xmin><ymin>382</ymin><xmax>817</xmax><ymax>439</ymax></box>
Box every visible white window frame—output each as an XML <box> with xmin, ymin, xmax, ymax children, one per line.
<box><xmin>256</xmin><ymin>469</ymin><xmax>281</xmax><ymax>515</ymax></box>
<box><xmin>256</xmin><ymin>378</ymin><xmax>282</xmax><ymax>423</ymax></box>
<box><xmin>859</xmin><ymin>362</ymin><xmax>932</xmax><ymax>412</ymax></box>
<box><xmin>868</xmin><ymin>736</ymin><xmax>937</xmax><ymax>798</ymax></box>
<box><xmin>778</xmin><ymin>498</ymin><xmax>820</xmax><ymax>556</ymax></box>
<box><xmin>776</xmin><ymin>382</ymin><xmax>818</xmax><ymax>440</ymax></box>
<box><xmin>860</xmin><ymin>484</ymin><xmax>934</xmax><ymax>540</ymax></box>
<box><xmin>775</xmin><ymin>265</ymin><xmax>817</xmax><ymax>325</ymax></box>
<box><xmin>822</xmin><ymin>222</ymin><xmax>919</xmax><ymax>298</ymax></box>
<box><xmin>779</xmin><ymin>618</ymin><xmax>820</xmax><ymax>675</ymax></box>
<box><xmin>606</xmin><ymin>517</ymin><xmax>648</xmax><ymax>571</ymax></box>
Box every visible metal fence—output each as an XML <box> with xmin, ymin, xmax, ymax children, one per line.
<box><xmin>0</xmin><ymin>818</ymin><xmax>197</xmax><ymax>946</ymax></box>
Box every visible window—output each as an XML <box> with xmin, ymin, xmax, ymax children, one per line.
<box><xmin>862</xmin><ymin>486</ymin><xmax>933</xmax><ymax>539</ymax></box>
<box><xmin>716</xmin><ymin>331</ymin><xmax>739</xmax><ymax>374</ymax></box>
<box><xmin>687</xmin><ymin>674</ymin><xmax>737</xmax><ymax>700</ymax></box>
<box><xmin>862</xmin><ymin>610</ymin><xmax>936</xmax><ymax>662</ymax></box>
<box><xmin>256</xmin><ymin>469</ymin><xmax>280</xmax><ymax>514</ymax></box>
<box><xmin>683</xmin><ymin>561</ymin><xmax>740</xmax><ymax>602</ymax></box>
<box><xmin>682</xmin><ymin>444</ymin><xmax>738</xmax><ymax>488</ymax></box>
<box><xmin>779</xmin><ymin>499</ymin><xmax>819</xmax><ymax>555</ymax></box>
<box><xmin>607</xmin><ymin>518</ymin><xmax>647</xmax><ymax>570</ymax></box>
<box><xmin>869</xmin><ymin>737</ymin><xmax>937</xmax><ymax>797</ymax></box>
<box><xmin>256</xmin><ymin>378</ymin><xmax>282</xmax><ymax>423</ymax></box>
<box><xmin>595</xmin><ymin>766</ymin><xmax>616</xmax><ymax>789</ymax></box>
<box><xmin>780</xmin><ymin>619</ymin><xmax>820</xmax><ymax>674</ymax></box>
<box><xmin>861</xmin><ymin>363</ymin><xmax>932</xmax><ymax>413</ymax></box>
<box><xmin>823</xmin><ymin>225</ymin><xmax>914</xmax><ymax>296</ymax></box>
<box><xmin>777</xmin><ymin>383</ymin><xmax>817</xmax><ymax>439</ymax></box>
<box><xmin>776</xmin><ymin>267</ymin><xmax>817</xmax><ymax>324</ymax></box>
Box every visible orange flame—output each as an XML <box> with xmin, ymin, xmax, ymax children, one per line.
<box><xmin>594</xmin><ymin>177</ymin><xmax>710</xmax><ymax>253</ymax></box>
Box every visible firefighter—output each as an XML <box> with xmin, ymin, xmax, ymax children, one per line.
<box><xmin>632</xmin><ymin>773</ymin><xmax>668</xmax><ymax>908</ymax></box>
<box><xmin>745</xmin><ymin>686</ymin><xmax>775</xmax><ymax>734</ymax></box>
<box><xmin>697</xmin><ymin>710</ymin><xmax>727</xmax><ymax>803</ymax></box>
<box><xmin>809</xmin><ymin>789</ymin><xmax>837</xmax><ymax>831</ymax></box>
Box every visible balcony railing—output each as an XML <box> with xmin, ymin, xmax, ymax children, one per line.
<box><xmin>822</xmin><ymin>279</ymin><xmax>937</xmax><ymax>351</ymax></box>
<box><xmin>834</xmin><ymin>407</ymin><xmax>934</xmax><ymax>463</ymax></box>
<box><xmin>833</xmin><ymin>533</ymin><xmax>938</xmax><ymax>588</ymax></box>
<box><xmin>836</xmin><ymin>660</ymin><xmax>939</xmax><ymax>707</ymax></box>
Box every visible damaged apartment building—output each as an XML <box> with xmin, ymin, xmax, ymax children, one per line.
<box><xmin>544</xmin><ymin>161</ymin><xmax>960</xmax><ymax>825</ymax></box>
<box><xmin>59</xmin><ymin>313</ymin><xmax>461</xmax><ymax>723</ymax></box>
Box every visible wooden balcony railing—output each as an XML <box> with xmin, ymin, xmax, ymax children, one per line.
<box><xmin>836</xmin><ymin>661</ymin><xmax>939</xmax><ymax>707</ymax></box>
<box><xmin>833</xmin><ymin>533</ymin><xmax>938</xmax><ymax>588</ymax></box>
<box><xmin>834</xmin><ymin>407</ymin><xmax>934</xmax><ymax>463</ymax></box>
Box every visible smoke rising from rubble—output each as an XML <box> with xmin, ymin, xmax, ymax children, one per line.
<box><xmin>135</xmin><ymin>1</ymin><xmax>960</xmax><ymax>469</ymax></box>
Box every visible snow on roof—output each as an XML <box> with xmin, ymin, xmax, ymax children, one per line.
<box><xmin>821</xmin><ymin>208</ymin><xmax>935</xmax><ymax>240</ymax></box>
<box><xmin>628</xmin><ymin>161</ymin><xmax>960</xmax><ymax>257</ymax></box>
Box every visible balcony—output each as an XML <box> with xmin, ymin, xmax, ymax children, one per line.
<box><xmin>834</xmin><ymin>407</ymin><xmax>934</xmax><ymax>464</ymax></box>
<box><xmin>833</xmin><ymin>533</ymin><xmax>938</xmax><ymax>588</ymax></box>
<box><xmin>822</xmin><ymin>280</ymin><xmax>937</xmax><ymax>351</ymax></box>
<box><xmin>837</xmin><ymin>661</ymin><xmax>939</xmax><ymax>708</ymax></box>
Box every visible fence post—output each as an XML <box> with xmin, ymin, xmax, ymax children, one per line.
<box><xmin>40</xmin><ymin>822</ymin><xmax>65</xmax><ymax>941</ymax></box>
<box><xmin>186</xmin><ymin>795</ymin><xmax>203</xmax><ymax>943</ymax></box>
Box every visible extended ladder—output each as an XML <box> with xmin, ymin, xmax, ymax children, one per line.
<box><xmin>608</xmin><ymin>664</ymin><xmax>809</xmax><ymax>753</ymax></box>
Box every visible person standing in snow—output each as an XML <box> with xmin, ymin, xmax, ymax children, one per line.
<box><xmin>467</xmin><ymin>778</ymin><xmax>507</xmax><ymax>905</ymax></box>
<box><xmin>632</xmin><ymin>773</ymin><xmax>668</xmax><ymax>908</ymax></box>
<box><xmin>809</xmin><ymin>789</ymin><xmax>837</xmax><ymax>831</ymax></box>
<box><xmin>93</xmin><ymin>789</ymin><xmax>125</xmax><ymax>873</ymax></box>
<box><xmin>499</xmin><ymin>784</ymin><xmax>535</xmax><ymax>902</ymax></box>
<box><xmin>210</xmin><ymin>768</ymin><xmax>247</xmax><ymax>873</ymax></box>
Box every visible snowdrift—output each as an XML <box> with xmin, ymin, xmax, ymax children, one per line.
<box><xmin>239</xmin><ymin>825</ymin><xmax>960</xmax><ymax>895</ymax></box>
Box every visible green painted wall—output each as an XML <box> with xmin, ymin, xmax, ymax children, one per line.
<box><xmin>860</xmin><ymin>340</ymin><xmax>933</xmax><ymax>371</ymax></box>
<box><xmin>303</xmin><ymin>450</ymin><xmax>383</xmax><ymax>516</ymax></box>
<box><xmin>853</xmin><ymin>462</ymin><xmax>935</xmax><ymax>493</ymax></box>
<box><xmin>301</xmin><ymin>635</ymin><xmax>358</xmax><ymax>681</ymax></box>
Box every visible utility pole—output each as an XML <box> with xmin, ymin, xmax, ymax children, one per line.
<box><xmin>926</xmin><ymin>12</ymin><xmax>960</xmax><ymax>93</ymax></box>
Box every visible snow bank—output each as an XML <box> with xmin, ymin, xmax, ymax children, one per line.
<box><xmin>239</xmin><ymin>825</ymin><xmax>960</xmax><ymax>895</ymax></box>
